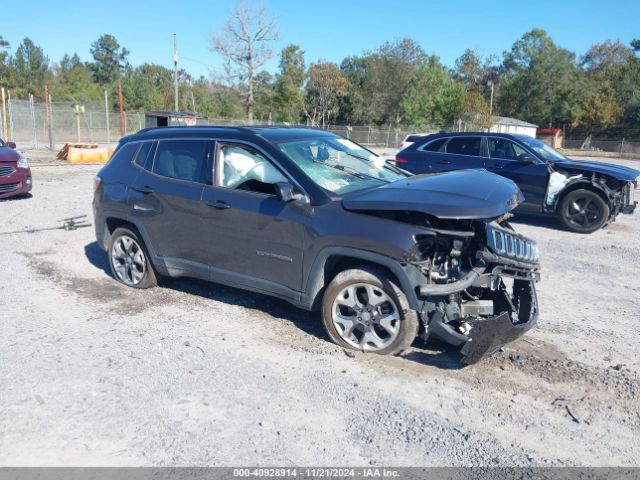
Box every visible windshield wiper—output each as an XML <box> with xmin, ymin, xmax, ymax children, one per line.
<box><xmin>313</xmin><ymin>159</ymin><xmax>387</xmax><ymax>183</ymax></box>
<box><xmin>339</xmin><ymin>152</ymin><xmax>395</xmax><ymax>182</ymax></box>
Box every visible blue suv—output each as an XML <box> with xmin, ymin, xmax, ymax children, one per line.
<box><xmin>396</xmin><ymin>132</ymin><xmax>639</xmax><ymax>233</ymax></box>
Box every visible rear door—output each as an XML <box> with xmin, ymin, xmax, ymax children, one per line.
<box><xmin>430</xmin><ymin>136</ymin><xmax>485</xmax><ymax>173</ymax></box>
<box><xmin>399</xmin><ymin>137</ymin><xmax>447</xmax><ymax>174</ymax></box>
<box><xmin>128</xmin><ymin>138</ymin><xmax>213</xmax><ymax>270</ymax></box>
<box><xmin>483</xmin><ymin>137</ymin><xmax>548</xmax><ymax>211</ymax></box>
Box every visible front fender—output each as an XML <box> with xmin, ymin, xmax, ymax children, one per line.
<box><xmin>299</xmin><ymin>246</ymin><xmax>420</xmax><ymax>311</ymax></box>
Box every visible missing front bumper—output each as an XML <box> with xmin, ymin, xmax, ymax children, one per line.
<box><xmin>460</xmin><ymin>310</ymin><xmax>538</xmax><ymax>365</ymax></box>
<box><xmin>460</xmin><ymin>278</ymin><xmax>539</xmax><ymax>364</ymax></box>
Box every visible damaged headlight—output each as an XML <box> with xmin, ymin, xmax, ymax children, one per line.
<box><xmin>486</xmin><ymin>224</ymin><xmax>539</xmax><ymax>262</ymax></box>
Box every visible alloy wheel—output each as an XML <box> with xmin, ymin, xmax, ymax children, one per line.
<box><xmin>111</xmin><ymin>235</ymin><xmax>146</xmax><ymax>286</ymax></box>
<box><xmin>566</xmin><ymin>196</ymin><xmax>603</xmax><ymax>229</ymax></box>
<box><xmin>331</xmin><ymin>282</ymin><xmax>400</xmax><ymax>351</ymax></box>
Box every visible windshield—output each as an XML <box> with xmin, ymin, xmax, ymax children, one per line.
<box><xmin>277</xmin><ymin>136</ymin><xmax>405</xmax><ymax>195</ymax></box>
<box><xmin>515</xmin><ymin>135</ymin><xmax>567</xmax><ymax>162</ymax></box>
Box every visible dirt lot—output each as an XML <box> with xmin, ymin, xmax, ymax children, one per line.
<box><xmin>1</xmin><ymin>154</ymin><xmax>639</xmax><ymax>466</ymax></box>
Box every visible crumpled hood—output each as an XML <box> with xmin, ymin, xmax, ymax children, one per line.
<box><xmin>555</xmin><ymin>159</ymin><xmax>640</xmax><ymax>181</ymax></box>
<box><xmin>342</xmin><ymin>169</ymin><xmax>524</xmax><ymax>220</ymax></box>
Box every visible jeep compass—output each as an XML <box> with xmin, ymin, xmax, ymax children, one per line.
<box><xmin>93</xmin><ymin>126</ymin><xmax>540</xmax><ymax>364</ymax></box>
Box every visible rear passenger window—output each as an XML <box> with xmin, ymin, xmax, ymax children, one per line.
<box><xmin>152</xmin><ymin>140</ymin><xmax>210</xmax><ymax>183</ymax></box>
<box><xmin>109</xmin><ymin>142</ymin><xmax>139</xmax><ymax>165</ymax></box>
<box><xmin>133</xmin><ymin>142</ymin><xmax>155</xmax><ymax>169</ymax></box>
<box><xmin>446</xmin><ymin>137</ymin><xmax>481</xmax><ymax>156</ymax></box>
<box><xmin>422</xmin><ymin>138</ymin><xmax>447</xmax><ymax>152</ymax></box>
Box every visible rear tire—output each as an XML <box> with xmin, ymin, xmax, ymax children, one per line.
<box><xmin>108</xmin><ymin>227</ymin><xmax>158</xmax><ymax>289</ymax></box>
<box><xmin>559</xmin><ymin>189</ymin><xmax>609</xmax><ymax>233</ymax></box>
<box><xmin>321</xmin><ymin>267</ymin><xmax>418</xmax><ymax>355</ymax></box>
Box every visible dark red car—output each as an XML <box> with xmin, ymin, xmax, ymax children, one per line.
<box><xmin>0</xmin><ymin>139</ymin><xmax>32</xmax><ymax>200</ymax></box>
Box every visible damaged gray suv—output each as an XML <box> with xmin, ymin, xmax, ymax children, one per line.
<box><xmin>93</xmin><ymin>126</ymin><xmax>540</xmax><ymax>364</ymax></box>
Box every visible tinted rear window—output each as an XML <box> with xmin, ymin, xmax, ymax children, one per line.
<box><xmin>110</xmin><ymin>142</ymin><xmax>139</xmax><ymax>165</ymax></box>
<box><xmin>133</xmin><ymin>141</ymin><xmax>155</xmax><ymax>169</ymax></box>
<box><xmin>422</xmin><ymin>138</ymin><xmax>447</xmax><ymax>152</ymax></box>
<box><xmin>446</xmin><ymin>137</ymin><xmax>481</xmax><ymax>156</ymax></box>
<box><xmin>406</xmin><ymin>135</ymin><xmax>425</xmax><ymax>142</ymax></box>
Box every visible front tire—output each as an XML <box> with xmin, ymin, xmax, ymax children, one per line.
<box><xmin>108</xmin><ymin>227</ymin><xmax>158</xmax><ymax>288</ymax></box>
<box><xmin>559</xmin><ymin>189</ymin><xmax>609</xmax><ymax>233</ymax></box>
<box><xmin>321</xmin><ymin>267</ymin><xmax>418</xmax><ymax>355</ymax></box>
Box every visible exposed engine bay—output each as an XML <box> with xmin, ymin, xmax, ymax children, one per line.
<box><xmin>544</xmin><ymin>163</ymin><xmax>637</xmax><ymax>220</ymax></box>
<box><xmin>382</xmin><ymin>211</ymin><xmax>540</xmax><ymax>364</ymax></box>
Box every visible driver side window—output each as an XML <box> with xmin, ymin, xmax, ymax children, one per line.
<box><xmin>488</xmin><ymin>138</ymin><xmax>527</xmax><ymax>161</ymax></box>
<box><xmin>217</xmin><ymin>143</ymin><xmax>287</xmax><ymax>195</ymax></box>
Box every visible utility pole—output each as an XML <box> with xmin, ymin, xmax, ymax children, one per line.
<box><xmin>1</xmin><ymin>87</ymin><xmax>7</xmax><ymax>141</ymax></box>
<box><xmin>488</xmin><ymin>80</ymin><xmax>494</xmax><ymax>128</ymax></box>
<box><xmin>118</xmin><ymin>78</ymin><xmax>125</xmax><ymax>136</ymax></box>
<box><xmin>105</xmin><ymin>90</ymin><xmax>110</xmax><ymax>145</ymax></box>
<box><xmin>173</xmin><ymin>33</ymin><xmax>179</xmax><ymax>112</ymax></box>
<box><xmin>74</xmin><ymin>104</ymin><xmax>85</xmax><ymax>142</ymax></box>
<box><xmin>7</xmin><ymin>89</ymin><xmax>13</xmax><ymax>141</ymax></box>
<box><xmin>29</xmin><ymin>93</ymin><xmax>37</xmax><ymax>148</ymax></box>
<box><xmin>44</xmin><ymin>85</ymin><xmax>53</xmax><ymax>150</ymax></box>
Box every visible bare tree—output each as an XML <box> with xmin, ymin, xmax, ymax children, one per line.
<box><xmin>211</xmin><ymin>1</ymin><xmax>278</xmax><ymax>124</ymax></box>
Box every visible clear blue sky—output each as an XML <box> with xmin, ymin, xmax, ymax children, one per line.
<box><xmin>2</xmin><ymin>0</ymin><xmax>639</xmax><ymax>77</ymax></box>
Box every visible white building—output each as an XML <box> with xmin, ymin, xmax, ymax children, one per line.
<box><xmin>489</xmin><ymin>116</ymin><xmax>538</xmax><ymax>138</ymax></box>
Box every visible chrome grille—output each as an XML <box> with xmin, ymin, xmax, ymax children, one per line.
<box><xmin>0</xmin><ymin>183</ymin><xmax>19</xmax><ymax>193</ymax></box>
<box><xmin>486</xmin><ymin>224</ymin><xmax>539</xmax><ymax>263</ymax></box>
<box><xmin>0</xmin><ymin>165</ymin><xmax>15</xmax><ymax>177</ymax></box>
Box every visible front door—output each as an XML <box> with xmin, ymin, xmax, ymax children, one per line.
<box><xmin>200</xmin><ymin>142</ymin><xmax>306</xmax><ymax>293</ymax></box>
<box><xmin>483</xmin><ymin>137</ymin><xmax>549</xmax><ymax>211</ymax></box>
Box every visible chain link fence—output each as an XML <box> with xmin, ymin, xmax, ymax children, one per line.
<box><xmin>2</xmin><ymin>95</ymin><xmax>639</xmax><ymax>154</ymax></box>
<box><xmin>0</xmin><ymin>95</ymin><xmax>482</xmax><ymax>151</ymax></box>
<box><xmin>197</xmin><ymin>119</ymin><xmax>449</xmax><ymax>149</ymax></box>
<box><xmin>563</xmin><ymin>138</ymin><xmax>640</xmax><ymax>155</ymax></box>
<box><xmin>1</xmin><ymin>98</ymin><xmax>147</xmax><ymax>150</ymax></box>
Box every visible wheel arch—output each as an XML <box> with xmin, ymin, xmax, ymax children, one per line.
<box><xmin>105</xmin><ymin>217</ymin><xmax>139</xmax><ymax>236</ymax></box>
<box><xmin>553</xmin><ymin>180</ymin><xmax>610</xmax><ymax>213</ymax></box>
<box><xmin>301</xmin><ymin>247</ymin><xmax>419</xmax><ymax>312</ymax></box>
<box><xmin>103</xmin><ymin>215</ymin><xmax>168</xmax><ymax>275</ymax></box>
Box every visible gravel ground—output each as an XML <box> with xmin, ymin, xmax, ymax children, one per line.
<box><xmin>0</xmin><ymin>154</ymin><xmax>639</xmax><ymax>466</ymax></box>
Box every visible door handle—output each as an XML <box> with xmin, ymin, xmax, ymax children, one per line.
<box><xmin>492</xmin><ymin>163</ymin><xmax>505</xmax><ymax>170</ymax></box>
<box><xmin>206</xmin><ymin>200</ymin><xmax>230</xmax><ymax>210</ymax></box>
<box><xmin>133</xmin><ymin>186</ymin><xmax>154</xmax><ymax>194</ymax></box>
<box><xmin>438</xmin><ymin>159</ymin><xmax>450</xmax><ymax>164</ymax></box>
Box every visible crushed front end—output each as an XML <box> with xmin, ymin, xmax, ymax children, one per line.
<box><xmin>405</xmin><ymin>218</ymin><xmax>540</xmax><ymax>365</ymax></box>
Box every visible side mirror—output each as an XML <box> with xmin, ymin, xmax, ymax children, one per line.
<box><xmin>6</xmin><ymin>141</ymin><xmax>16</xmax><ymax>149</ymax></box>
<box><xmin>275</xmin><ymin>182</ymin><xmax>306</xmax><ymax>203</ymax></box>
<box><xmin>518</xmin><ymin>153</ymin><xmax>536</xmax><ymax>163</ymax></box>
